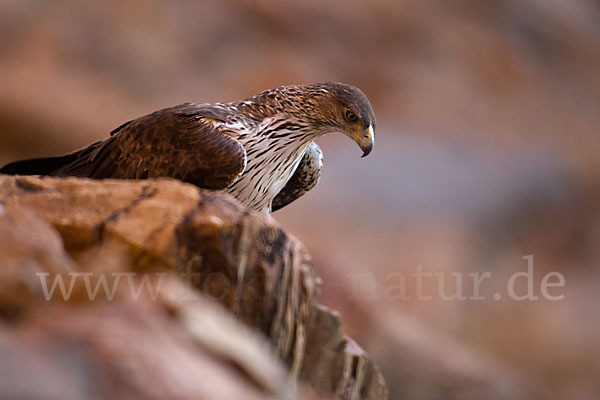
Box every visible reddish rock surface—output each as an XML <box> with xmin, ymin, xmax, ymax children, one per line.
<box><xmin>0</xmin><ymin>175</ymin><xmax>387</xmax><ymax>400</ymax></box>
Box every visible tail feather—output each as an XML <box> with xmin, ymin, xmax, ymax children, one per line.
<box><xmin>0</xmin><ymin>140</ymin><xmax>109</xmax><ymax>177</ymax></box>
<box><xmin>0</xmin><ymin>153</ymin><xmax>79</xmax><ymax>176</ymax></box>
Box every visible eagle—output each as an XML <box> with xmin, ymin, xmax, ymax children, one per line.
<box><xmin>0</xmin><ymin>82</ymin><xmax>375</xmax><ymax>213</ymax></box>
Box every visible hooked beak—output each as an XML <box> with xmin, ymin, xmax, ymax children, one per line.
<box><xmin>347</xmin><ymin>124</ymin><xmax>374</xmax><ymax>157</ymax></box>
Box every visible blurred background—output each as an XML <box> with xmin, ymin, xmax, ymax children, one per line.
<box><xmin>1</xmin><ymin>0</ymin><xmax>599</xmax><ymax>399</ymax></box>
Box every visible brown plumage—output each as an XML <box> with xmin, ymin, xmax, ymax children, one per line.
<box><xmin>1</xmin><ymin>82</ymin><xmax>375</xmax><ymax>213</ymax></box>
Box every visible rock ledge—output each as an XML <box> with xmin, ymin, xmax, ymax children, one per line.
<box><xmin>0</xmin><ymin>175</ymin><xmax>387</xmax><ymax>400</ymax></box>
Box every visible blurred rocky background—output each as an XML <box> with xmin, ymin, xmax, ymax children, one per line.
<box><xmin>0</xmin><ymin>0</ymin><xmax>599</xmax><ymax>399</ymax></box>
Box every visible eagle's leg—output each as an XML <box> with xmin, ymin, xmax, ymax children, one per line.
<box><xmin>271</xmin><ymin>142</ymin><xmax>323</xmax><ymax>212</ymax></box>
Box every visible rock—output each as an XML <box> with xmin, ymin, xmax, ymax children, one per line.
<box><xmin>0</xmin><ymin>175</ymin><xmax>388</xmax><ymax>400</ymax></box>
<box><xmin>0</xmin><ymin>205</ymin><xmax>76</xmax><ymax>319</ymax></box>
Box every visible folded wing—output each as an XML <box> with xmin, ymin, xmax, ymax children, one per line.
<box><xmin>1</xmin><ymin>104</ymin><xmax>247</xmax><ymax>190</ymax></box>
<box><xmin>271</xmin><ymin>142</ymin><xmax>323</xmax><ymax>211</ymax></box>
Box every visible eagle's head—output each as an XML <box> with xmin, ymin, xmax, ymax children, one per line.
<box><xmin>243</xmin><ymin>82</ymin><xmax>376</xmax><ymax>157</ymax></box>
<box><xmin>312</xmin><ymin>82</ymin><xmax>375</xmax><ymax>157</ymax></box>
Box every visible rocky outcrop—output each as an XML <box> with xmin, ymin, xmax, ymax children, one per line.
<box><xmin>0</xmin><ymin>175</ymin><xmax>387</xmax><ymax>400</ymax></box>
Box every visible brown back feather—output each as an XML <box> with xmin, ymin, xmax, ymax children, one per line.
<box><xmin>55</xmin><ymin>104</ymin><xmax>246</xmax><ymax>190</ymax></box>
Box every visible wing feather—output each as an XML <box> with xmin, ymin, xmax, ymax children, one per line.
<box><xmin>56</xmin><ymin>104</ymin><xmax>247</xmax><ymax>190</ymax></box>
<box><xmin>271</xmin><ymin>142</ymin><xmax>323</xmax><ymax>211</ymax></box>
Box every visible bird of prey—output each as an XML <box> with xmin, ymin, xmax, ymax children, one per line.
<box><xmin>1</xmin><ymin>82</ymin><xmax>375</xmax><ymax>214</ymax></box>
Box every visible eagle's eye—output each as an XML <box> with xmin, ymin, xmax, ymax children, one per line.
<box><xmin>344</xmin><ymin>110</ymin><xmax>358</xmax><ymax>123</ymax></box>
